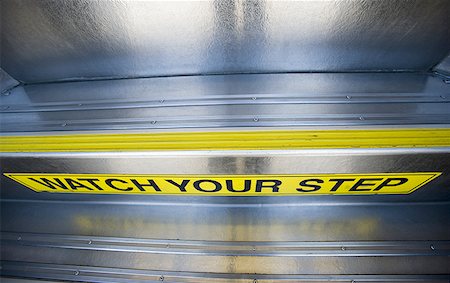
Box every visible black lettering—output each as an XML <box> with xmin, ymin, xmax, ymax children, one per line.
<box><xmin>105</xmin><ymin>179</ymin><xmax>133</xmax><ymax>191</ymax></box>
<box><xmin>78</xmin><ymin>178</ymin><xmax>104</xmax><ymax>191</ymax></box>
<box><xmin>297</xmin><ymin>179</ymin><xmax>323</xmax><ymax>192</ymax></box>
<box><xmin>65</xmin><ymin>178</ymin><xmax>93</xmax><ymax>190</ymax></box>
<box><xmin>256</xmin><ymin>180</ymin><xmax>282</xmax><ymax>193</ymax></box>
<box><xmin>226</xmin><ymin>180</ymin><xmax>251</xmax><ymax>192</ymax></box>
<box><xmin>165</xmin><ymin>179</ymin><xmax>190</xmax><ymax>192</ymax></box>
<box><xmin>29</xmin><ymin>177</ymin><xmax>69</xmax><ymax>190</ymax></box>
<box><xmin>349</xmin><ymin>178</ymin><xmax>383</xmax><ymax>191</ymax></box>
<box><xmin>130</xmin><ymin>179</ymin><xmax>161</xmax><ymax>192</ymax></box>
<box><xmin>374</xmin><ymin>178</ymin><xmax>408</xmax><ymax>191</ymax></box>
<box><xmin>193</xmin><ymin>180</ymin><xmax>222</xmax><ymax>192</ymax></box>
<box><xmin>329</xmin><ymin>178</ymin><xmax>356</xmax><ymax>191</ymax></box>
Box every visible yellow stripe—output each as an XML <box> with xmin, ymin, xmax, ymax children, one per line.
<box><xmin>4</xmin><ymin>173</ymin><xmax>441</xmax><ymax>195</ymax></box>
<box><xmin>1</xmin><ymin>129</ymin><xmax>450</xmax><ymax>152</ymax></box>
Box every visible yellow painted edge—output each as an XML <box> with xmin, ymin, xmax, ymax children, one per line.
<box><xmin>1</xmin><ymin>128</ymin><xmax>450</xmax><ymax>152</ymax></box>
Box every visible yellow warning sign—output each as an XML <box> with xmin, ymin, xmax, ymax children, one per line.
<box><xmin>4</xmin><ymin>173</ymin><xmax>440</xmax><ymax>196</ymax></box>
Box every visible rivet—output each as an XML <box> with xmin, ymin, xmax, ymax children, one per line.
<box><xmin>17</xmin><ymin>236</ymin><xmax>22</xmax><ymax>241</ymax></box>
<box><xmin>88</xmin><ymin>240</ymin><xmax>92</xmax><ymax>245</ymax></box>
<box><xmin>253</xmin><ymin>118</ymin><xmax>259</xmax><ymax>122</ymax></box>
<box><xmin>74</xmin><ymin>270</ymin><xmax>79</xmax><ymax>276</ymax></box>
<box><xmin>61</xmin><ymin>123</ymin><xmax>67</xmax><ymax>127</ymax></box>
<box><xmin>430</xmin><ymin>244</ymin><xmax>435</xmax><ymax>250</ymax></box>
<box><xmin>166</xmin><ymin>244</ymin><xmax>170</xmax><ymax>248</ymax></box>
<box><xmin>440</xmin><ymin>95</ymin><xmax>446</xmax><ymax>99</ymax></box>
<box><xmin>159</xmin><ymin>275</ymin><xmax>164</xmax><ymax>281</ymax></box>
<box><xmin>351</xmin><ymin>280</ymin><xmax>356</xmax><ymax>283</ymax></box>
<box><xmin>443</xmin><ymin>79</ymin><xmax>450</xmax><ymax>84</ymax></box>
<box><xmin>78</xmin><ymin>103</ymin><xmax>83</xmax><ymax>106</ymax></box>
<box><xmin>359</xmin><ymin>116</ymin><xmax>364</xmax><ymax>120</ymax></box>
<box><xmin>159</xmin><ymin>100</ymin><xmax>165</xmax><ymax>103</ymax></box>
<box><xmin>252</xmin><ymin>247</ymin><xmax>256</xmax><ymax>251</ymax></box>
<box><xmin>346</xmin><ymin>95</ymin><xmax>351</xmax><ymax>99</ymax></box>
<box><xmin>151</xmin><ymin>121</ymin><xmax>157</xmax><ymax>124</ymax></box>
<box><xmin>341</xmin><ymin>246</ymin><xmax>346</xmax><ymax>251</ymax></box>
<box><xmin>252</xmin><ymin>97</ymin><xmax>257</xmax><ymax>100</ymax></box>
<box><xmin>253</xmin><ymin>279</ymin><xmax>258</xmax><ymax>283</ymax></box>
<box><xmin>4</xmin><ymin>92</ymin><xmax>10</xmax><ymax>96</ymax></box>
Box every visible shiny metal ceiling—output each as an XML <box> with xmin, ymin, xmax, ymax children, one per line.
<box><xmin>2</xmin><ymin>0</ymin><xmax>450</xmax><ymax>83</ymax></box>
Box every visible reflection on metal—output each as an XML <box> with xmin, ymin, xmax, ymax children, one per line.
<box><xmin>1</xmin><ymin>201</ymin><xmax>450</xmax><ymax>279</ymax></box>
<box><xmin>1</xmin><ymin>148</ymin><xmax>450</xmax><ymax>201</ymax></box>
<box><xmin>1</xmin><ymin>0</ymin><xmax>449</xmax><ymax>83</ymax></box>
<box><xmin>3</xmin><ymin>262</ymin><xmax>449</xmax><ymax>283</ymax></box>
<box><xmin>435</xmin><ymin>54</ymin><xmax>450</xmax><ymax>76</ymax></box>
<box><xmin>1</xmin><ymin>0</ymin><xmax>450</xmax><ymax>281</ymax></box>
<box><xmin>3</xmin><ymin>232</ymin><xmax>449</xmax><ymax>257</ymax></box>
<box><xmin>0</xmin><ymin>278</ymin><xmax>60</xmax><ymax>283</ymax></box>
<box><xmin>0</xmin><ymin>68</ymin><xmax>19</xmax><ymax>94</ymax></box>
<box><xmin>1</xmin><ymin>73</ymin><xmax>450</xmax><ymax>280</ymax></box>
<box><xmin>1</xmin><ymin>73</ymin><xmax>449</xmax><ymax>133</ymax></box>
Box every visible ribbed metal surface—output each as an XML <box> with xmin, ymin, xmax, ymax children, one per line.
<box><xmin>1</xmin><ymin>72</ymin><xmax>450</xmax><ymax>281</ymax></box>
<box><xmin>1</xmin><ymin>1</ymin><xmax>450</xmax><ymax>280</ymax></box>
<box><xmin>1</xmin><ymin>201</ymin><xmax>450</xmax><ymax>280</ymax></box>
<box><xmin>2</xmin><ymin>0</ymin><xmax>449</xmax><ymax>83</ymax></box>
<box><xmin>1</xmin><ymin>73</ymin><xmax>449</xmax><ymax>133</ymax></box>
<box><xmin>3</xmin><ymin>232</ymin><xmax>450</xmax><ymax>257</ymax></box>
<box><xmin>2</xmin><ymin>262</ymin><xmax>450</xmax><ymax>282</ymax></box>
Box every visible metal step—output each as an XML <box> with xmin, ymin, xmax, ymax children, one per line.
<box><xmin>1</xmin><ymin>72</ymin><xmax>450</xmax><ymax>281</ymax></box>
<box><xmin>1</xmin><ymin>73</ymin><xmax>449</xmax><ymax>132</ymax></box>
<box><xmin>1</xmin><ymin>201</ymin><xmax>450</xmax><ymax>281</ymax></box>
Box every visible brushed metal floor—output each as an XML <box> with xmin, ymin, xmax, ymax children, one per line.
<box><xmin>1</xmin><ymin>201</ymin><xmax>450</xmax><ymax>282</ymax></box>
